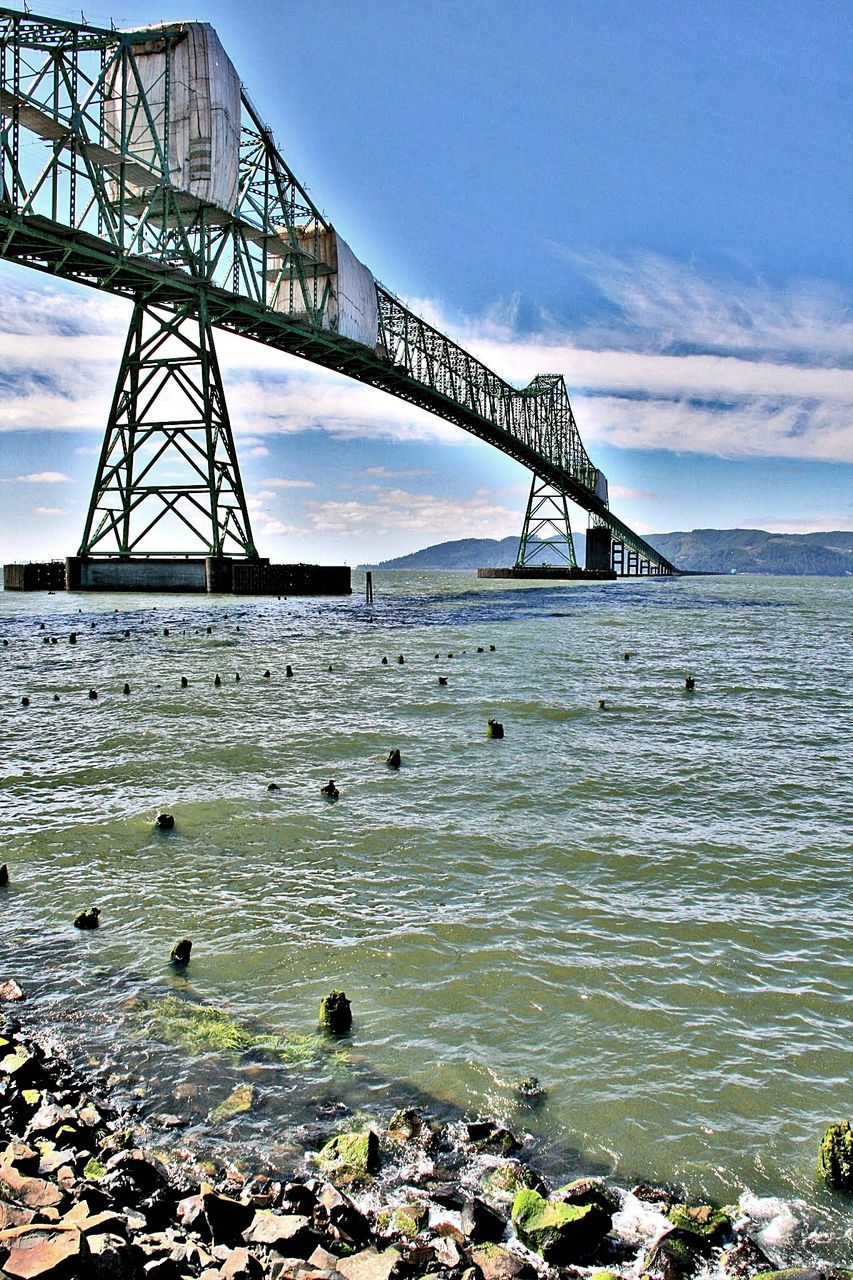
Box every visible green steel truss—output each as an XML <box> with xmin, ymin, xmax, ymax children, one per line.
<box><xmin>0</xmin><ymin>5</ymin><xmax>675</xmax><ymax>573</ymax></box>
<box><xmin>79</xmin><ymin>297</ymin><xmax>256</xmax><ymax>558</ymax></box>
<box><xmin>516</xmin><ymin>475</ymin><xmax>577</xmax><ymax>568</ymax></box>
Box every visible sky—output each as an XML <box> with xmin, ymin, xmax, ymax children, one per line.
<box><xmin>1</xmin><ymin>0</ymin><xmax>851</xmax><ymax>565</ymax></box>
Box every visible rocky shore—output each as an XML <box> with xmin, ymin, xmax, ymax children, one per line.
<box><xmin>2</xmin><ymin>1014</ymin><xmax>851</xmax><ymax>1280</ymax></box>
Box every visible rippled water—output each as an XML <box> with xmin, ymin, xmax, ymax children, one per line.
<box><xmin>1</xmin><ymin>571</ymin><xmax>851</xmax><ymax>1261</ymax></box>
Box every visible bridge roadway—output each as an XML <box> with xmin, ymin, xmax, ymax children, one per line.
<box><xmin>0</xmin><ymin>6</ymin><xmax>675</xmax><ymax>575</ymax></box>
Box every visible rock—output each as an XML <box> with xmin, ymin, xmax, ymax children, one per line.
<box><xmin>200</xmin><ymin>1190</ymin><xmax>254</xmax><ymax>1246</ymax></box>
<box><xmin>210</xmin><ymin>1084</ymin><xmax>254</xmax><ymax>1124</ymax></box>
<box><xmin>0</xmin><ymin>1204</ymin><xmax>35</xmax><ymax>1231</ymax></box>
<box><xmin>103</xmin><ymin>1150</ymin><xmax>169</xmax><ymax>1199</ymax></box>
<box><xmin>155</xmin><ymin>813</ymin><xmax>174</xmax><ymax>832</ymax></box>
<box><xmin>2</xmin><ymin>1142</ymin><xmax>40</xmax><ymax>1175</ymax></box>
<box><xmin>169</xmin><ymin>940</ymin><xmax>192</xmax><ymax>965</ymax></box>
<box><xmin>73</xmin><ymin>907</ymin><xmax>101</xmax><ymax>929</ymax></box>
<box><xmin>818</xmin><ymin>1120</ymin><xmax>853</xmax><ymax>1192</ymax></box>
<box><xmin>469</xmin><ymin>1243</ymin><xmax>537</xmax><ymax>1280</ymax></box>
<box><xmin>336</xmin><ymin>1247</ymin><xmax>403</xmax><ymax>1280</ymax></box>
<box><xmin>387</xmin><ymin>1109</ymin><xmax>424</xmax><ymax>1141</ymax></box>
<box><xmin>666</xmin><ymin>1202</ymin><xmax>731</xmax><ymax>1244</ymax></box>
<box><xmin>486</xmin><ymin>719</ymin><xmax>504</xmax><ymax>739</ymax></box>
<box><xmin>464</xmin><ymin>1122</ymin><xmax>521</xmax><ymax>1155</ymax></box>
<box><xmin>86</xmin><ymin>1231</ymin><xmax>141</xmax><ymax>1279</ymax></box>
<box><xmin>320</xmin><ymin>780</ymin><xmax>339</xmax><ymax>800</ymax></box>
<box><xmin>309</xmin><ymin>1245</ymin><xmax>342</xmax><ymax>1271</ymax></box>
<box><xmin>0</xmin><ymin>1163</ymin><xmax>64</xmax><ymax>1210</ymax></box>
<box><xmin>433</xmin><ymin>1235</ymin><xmax>463</xmax><ymax>1268</ymax></box>
<box><xmin>554</xmin><ymin>1178</ymin><xmax>619</xmax><ymax>1218</ymax></box>
<box><xmin>220</xmin><ymin>1245</ymin><xmax>264</xmax><ymax>1279</ymax></box>
<box><xmin>318</xmin><ymin>991</ymin><xmax>352</xmax><ymax>1036</ymax></box>
<box><xmin>244</xmin><ymin>1211</ymin><xmax>318</xmax><ymax>1256</ymax></box>
<box><xmin>482</xmin><ymin>1162</ymin><xmax>543</xmax><ymax>1202</ymax></box>
<box><xmin>510</xmin><ymin>1188</ymin><xmax>610</xmax><ymax>1263</ymax></box>
<box><xmin>314</xmin><ymin>1183</ymin><xmax>371</xmax><ymax>1246</ymax></box>
<box><xmin>0</xmin><ymin>864</ymin><xmax>8</xmax><ymax>886</ymax></box>
<box><xmin>460</xmin><ymin>1195</ymin><xmax>506</xmax><ymax>1244</ymax></box>
<box><xmin>632</xmin><ymin>1183</ymin><xmax>674</xmax><ymax>1208</ymax></box>
<box><xmin>752</xmin><ymin>1272</ymin><xmax>853</xmax><ymax>1280</ymax></box>
<box><xmin>641</xmin><ymin>1229</ymin><xmax>703</xmax><ymax>1280</ymax></box>
<box><xmin>0</xmin><ymin>1223</ymin><xmax>87</xmax><ymax>1278</ymax></box>
<box><xmin>316</xmin><ymin>1130</ymin><xmax>379</xmax><ymax>1186</ymax></box>
<box><xmin>721</xmin><ymin>1237</ymin><xmax>774</xmax><ymax>1278</ymax></box>
<box><xmin>514</xmin><ymin>1077</ymin><xmax>546</xmax><ymax>1106</ymax></box>
<box><xmin>387</xmin><ymin>1203</ymin><xmax>427</xmax><ymax>1240</ymax></box>
<box><xmin>386</xmin><ymin>749</ymin><xmax>401</xmax><ymax>769</ymax></box>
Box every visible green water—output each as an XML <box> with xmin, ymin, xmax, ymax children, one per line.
<box><xmin>1</xmin><ymin>571</ymin><xmax>851</xmax><ymax>1260</ymax></box>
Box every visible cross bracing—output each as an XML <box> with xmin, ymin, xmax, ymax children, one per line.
<box><xmin>0</xmin><ymin>5</ymin><xmax>674</xmax><ymax>574</ymax></box>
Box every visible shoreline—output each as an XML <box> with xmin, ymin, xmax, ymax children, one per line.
<box><xmin>1</xmin><ymin>1009</ymin><xmax>848</xmax><ymax>1280</ymax></box>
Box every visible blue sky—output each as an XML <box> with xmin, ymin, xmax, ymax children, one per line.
<box><xmin>1</xmin><ymin>0</ymin><xmax>851</xmax><ymax>564</ymax></box>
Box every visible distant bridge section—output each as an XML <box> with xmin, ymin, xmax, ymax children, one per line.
<box><xmin>0</xmin><ymin>6</ymin><xmax>674</xmax><ymax>576</ymax></box>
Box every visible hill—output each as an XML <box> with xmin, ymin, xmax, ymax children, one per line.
<box><xmin>360</xmin><ymin>529</ymin><xmax>852</xmax><ymax>575</ymax></box>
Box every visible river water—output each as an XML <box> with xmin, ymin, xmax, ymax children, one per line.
<box><xmin>1</xmin><ymin>571</ymin><xmax>851</xmax><ymax>1264</ymax></box>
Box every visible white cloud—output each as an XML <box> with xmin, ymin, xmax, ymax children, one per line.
<box><xmin>244</xmin><ymin>445</ymin><xmax>270</xmax><ymax>457</ymax></box>
<box><xmin>34</xmin><ymin>505</ymin><xmax>68</xmax><ymax>516</ymax></box>
<box><xmin>749</xmin><ymin>514</ymin><xmax>853</xmax><ymax>534</ymax></box>
<box><xmin>261</xmin><ymin>477</ymin><xmax>316</xmax><ymax>489</ymax></box>
<box><xmin>260</xmin><ymin>518</ymin><xmax>298</xmax><ymax>536</ymax></box>
<box><xmin>300</xmin><ymin>486</ymin><xmax>522</xmax><ymax>540</ymax></box>
<box><xmin>16</xmin><ymin>471</ymin><xmax>71</xmax><ymax>483</ymax></box>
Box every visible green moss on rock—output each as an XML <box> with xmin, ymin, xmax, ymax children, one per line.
<box><xmin>818</xmin><ymin>1120</ymin><xmax>853</xmax><ymax>1192</ymax></box>
<box><xmin>483</xmin><ymin>1161</ymin><xmax>541</xmax><ymax>1201</ymax></box>
<box><xmin>133</xmin><ymin>996</ymin><xmax>330</xmax><ymax>1066</ymax></box>
<box><xmin>666</xmin><ymin>1202</ymin><xmax>731</xmax><ymax>1241</ymax></box>
<box><xmin>317</xmin><ymin>1128</ymin><xmax>380</xmax><ymax>1186</ymax></box>
<box><xmin>511</xmin><ymin>1188</ymin><xmax>610</xmax><ymax>1263</ymax></box>
<box><xmin>554</xmin><ymin>1178</ymin><xmax>619</xmax><ymax>1218</ymax></box>
<box><xmin>83</xmin><ymin>1157</ymin><xmax>107</xmax><ymax>1181</ymax></box>
<box><xmin>210</xmin><ymin>1083</ymin><xmax>254</xmax><ymax>1123</ymax></box>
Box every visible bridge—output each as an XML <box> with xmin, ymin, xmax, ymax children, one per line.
<box><xmin>0</xmin><ymin>7</ymin><xmax>676</xmax><ymax>589</ymax></box>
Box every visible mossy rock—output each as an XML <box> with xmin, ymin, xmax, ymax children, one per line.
<box><xmin>753</xmin><ymin>1273</ymin><xmax>853</xmax><ymax>1280</ymax></box>
<box><xmin>666</xmin><ymin>1202</ymin><xmax>731</xmax><ymax>1242</ymax></box>
<box><xmin>511</xmin><ymin>1188</ymin><xmax>610</xmax><ymax>1263</ymax></box>
<box><xmin>641</xmin><ymin>1230</ymin><xmax>701</xmax><ymax>1280</ymax></box>
<box><xmin>134</xmin><ymin>996</ymin><xmax>331</xmax><ymax>1067</ymax></box>
<box><xmin>818</xmin><ymin>1120</ymin><xmax>853</xmax><ymax>1192</ymax></box>
<box><xmin>483</xmin><ymin>1160</ymin><xmax>542</xmax><ymax>1202</ymax></box>
<box><xmin>589</xmin><ymin>1272</ymin><xmax>621</xmax><ymax>1280</ymax></box>
<box><xmin>317</xmin><ymin>1128</ymin><xmax>380</xmax><ymax>1186</ymax></box>
<box><xmin>389</xmin><ymin>1203</ymin><xmax>427</xmax><ymax>1239</ymax></box>
<box><xmin>210</xmin><ymin>1083</ymin><xmax>254</xmax><ymax>1123</ymax></box>
<box><xmin>554</xmin><ymin>1178</ymin><xmax>619</xmax><ymax>1218</ymax></box>
<box><xmin>83</xmin><ymin>1157</ymin><xmax>107</xmax><ymax>1181</ymax></box>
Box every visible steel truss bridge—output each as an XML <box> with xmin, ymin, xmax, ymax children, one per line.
<box><xmin>0</xmin><ymin>6</ymin><xmax>675</xmax><ymax>577</ymax></box>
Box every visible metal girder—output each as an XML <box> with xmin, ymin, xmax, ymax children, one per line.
<box><xmin>0</xmin><ymin>4</ymin><xmax>676</xmax><ymax>575</ymax></box>
<box><xmin>516</xmin><ymin>475</ymin><xmax>577</xmax><ymax>568</ymax></box>
<box><xmin>78</xmin><ymin>296</ymin><xmax>256</xmax><ymax>558</ymax></box>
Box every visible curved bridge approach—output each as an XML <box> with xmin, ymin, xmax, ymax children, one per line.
<box><xmin>0</xmin><ymin>8</ymin><xmax>674</xmax><ymax>576</ymax></box>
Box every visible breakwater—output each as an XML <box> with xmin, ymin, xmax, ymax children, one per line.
<box><xmin>1</xmin><ymin>571</ymin><xmax>851</xmax><ymax>1267</ymax></box>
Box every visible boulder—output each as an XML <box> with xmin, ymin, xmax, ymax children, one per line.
<box><xmin>0</xmin><ymin>1163</ymin><xmax>64</xmax><ymax>1211</ymax></box>
<box><xmin>481</xmin><ymin>1162</ymin><xmax>543</xmax><ymax>1203</ymax></box>
<box><xmin>86</xmin><ymin>1231</ymin><xmax>142</xmax><ymax>1279</ymax></box>
<box><xmin>200</xmin><ymin>1190</ymin><xmax>255</xmax><ymax>1246</ymax></box>
<box><xmin>464</xmin><ymin>1122</ymin><xmax>521</xmax><ymax>1156</ymax></box>
<box><xmin>817</xmin><ymin>1120</ymin><xmax>853</xmax><ymax>1192</ymax></box>
<box><xmin>554</xmin><ymin>1178</ymin><xmax>619</xmax><ymax>1219</ymax></box>
<box><xmin>318</xmin><ymin>992</ymin><xmax>352</xmax><ymax>1037</ymax></box>
<box><xmin>510</xmin><ymin>1188</ymin><xmax>610</xmax><ymax>1263</ymax></box>
<box><xmin>0</xmin><ymin>1223</ymin><xmax>87</xmax><ymax>1279</ymax></box>
<box><xmin>244</xmin><ymin>1211</ymin><xmax>318</xmax><ymax>1256</ymax></box>
<box><xmin>721</xmin><ymin>1237</ymin><xmax>775</xmax><ymax>1278</ymax></box>
<box><xmin>460</xmin><ymin>1195</ymin><xmax>506</xmax><ymax>1244</ymax></box>
<box><xmin>1</xmin><ymin>1142</ymin><xmax>40</xmax><ymax>1176</ymax></box>
<box><xmin>316</xmin><ymin>1130</ymin><xmax>379</xmax><ymax>1185</ymax></box>
<box><xmin>666</xmin><ymin>1202</ymin><xmax>731</xmax><ymax>1245</ymax></box>
<box><xmin>336</xmin><ymin>1247</ymin><xmax>403</xmax><ymax>1280</ymax></box>
<box><xmin>469</xmin><ymin>1243</ymin><xmax>538</xmax><ymax>1280</ymax></box>
<box><xmin>641</xmin><ymin>1228</ymin><xmax>703</xmax><ymax>1280</ymax></box>
<box><xmin>220</xmin><ymin>1246</ymin><xmax>264</xmax><ymax>1279</ymax></box>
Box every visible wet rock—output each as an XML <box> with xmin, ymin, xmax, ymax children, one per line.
<box><xmin>432</xmin><ymin>1234</ymin><xmax>464</xmax><ymax>1268</ymax></box>
<box><xmin>245</xmin><ymin>1210</ymin><xmax>318</xmax><ymax>1255</ymax></box>
<box><xmin>632</xmin><ymin>1183</ymin><xmax>674</xmax><ymax>1208</ymax></box>
<box><xmin>464</xmin><ymin>1122</ymin><xmax>521</xmax><ymax>1156</ymax></box>
<box><xmin>460</xmin><ymin>1195</ymin><xmax>506</xmax><ymax>1244</ymax></box>
<box><xmin>86</xmin><ymin>1231</ymin><xmax>141</xmax><ymax>1279</ymax></box>
<box><xmin>510</xmin><ymin>1188</ymin><xmax>610</xmax><ymax>1264</ymax></box>
<box><xmin>210</xmin><ymin>1084</ymin><xmax>254</xmax><ymax>1124</ymax></box>
<box><xmin>155</xmin><ymin>813</ymin><xmax>175</xmax><ymax>832</ymax></box>
<box><xmin>666</xmin><ymin>1202</ymin><xmax>731</xmax><ymax>1244</ymax></box>
<box><xmin>481</xmin><ymin>1161</ymin><xmax>543</xmax><ymax>1202</ymax></box>
<box><xmin>0</xmin><ymin>863</ymin><xmax>8</xmax><ymax>886</ymax></box>
<box><xmin>281</xmin><ymin>1182</ymin><xmax>318</xmax><ymax>1218</ymax></box>
<box><xmin>123</xmin><ymin>683</ymin><xmax>131</xmax><ymax>696</ymax></box>
<box><xmin>89</xmin><ymin>689</ymin><xmax>99</xmax><ymax>700</ymax></box>
<box><xmin>0</xmin><ymin>979</ymin><xmax>24</xmax><ymax>1002</ymax></box>
<box><xmin>469</xmin><ymin>1243</ymin><xmax>537</xmax><ymax>1280</ymax></box>
<box><xmin>195</xmin><ymin>1189</ymin><xmax>254</xmax><ymax>1246</ymax></box>
<box><xmin>169</xmin><ymin>940</ymin><xmax>192</xmax><ymax>966</ymax></box>
<box><xmin>377</xmin><ymin>1203</ymin><xmax>426</xmax><ymax>1241</ymax></box>
<box><xmin>721</xmin><ymin>1236</ymin><xmax>774</xmax><ymax>1278</ymax></box>
<box><xmin>751</xmin><ymin>1272</ymin><xmax>853</xmax><ymax>1280</ymax></box>
<box><xmin>320</xmin><ymin>781</ymin><xmax>340</xmax><ymax>800</ymax></box>
<box><xmin>0</xmin><ymin>1222</ymin><xmax>87</xmax><ymax>1278</ymax></box>
<box><xmin>386</xmin><ymin>749</ymin><xmax>401</xmax><ymax>769</ymax></box>
<box><xmin>817</xmin><ymin>1120</ymin><xmax>853</xmax><ymax>1192</ymax></box>
<box><xmin>554</xmin><ymin>1178</ymin><xmax>619</xmax><ymax>1219</ymax></box>
<box><xmin>640</xmin><ymin>1228</ymin><xmax>702</xmax><ymax>1280</ymax></box>
<box><xmin>316</xmin><ymin>1130</ymin><xmax>379</xmax><ymax>1186</ymax></box>
<box><xmin>286</xmin><ymin>665</ymin><xmax>294</xmax><ymax>678</ymax></box>
<box><xmin>318</xmin><ymin>991</ymin><xmax>352</xmax><ymax>1036</ymax></box>
<box><xmin>336</xmin><ymin>1246</ymin><xmax>403</xmax><ymax>1280</ymax></box>
<box><xmin>514</xmin><ymin>1077</ymin><xmax>546</xmax><ymax>1106</ymax></box>
<box><xmin>485</xmin><ymin>719</ymin><xmax>504</xmax><ymax>739</ymax></box>
<box><xmin>314</xmin><ymin>1183</ymin><xmax>371</xmax><ymax>1247</ymax></box>
<box><xmin>267</xmin><ymin>782</ymin><xmax>281</xmax><ymax>791</ymax></box>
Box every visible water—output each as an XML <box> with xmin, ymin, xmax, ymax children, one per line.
<box><xmin>1</xmin><ymin>571</ymin><xmax>851</xmax><ymax>1263</ymax></box>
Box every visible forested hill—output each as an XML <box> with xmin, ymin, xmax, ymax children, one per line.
<box><xmin>360</xmin><ymin>529</ymin><xmax>853</xmax><ymax>575</ymax></box>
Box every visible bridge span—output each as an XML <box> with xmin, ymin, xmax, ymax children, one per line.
<box><xmin>0</xmin><ymin>7</ymin><xmax>676</xmax><ymax>587</ymax></box>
